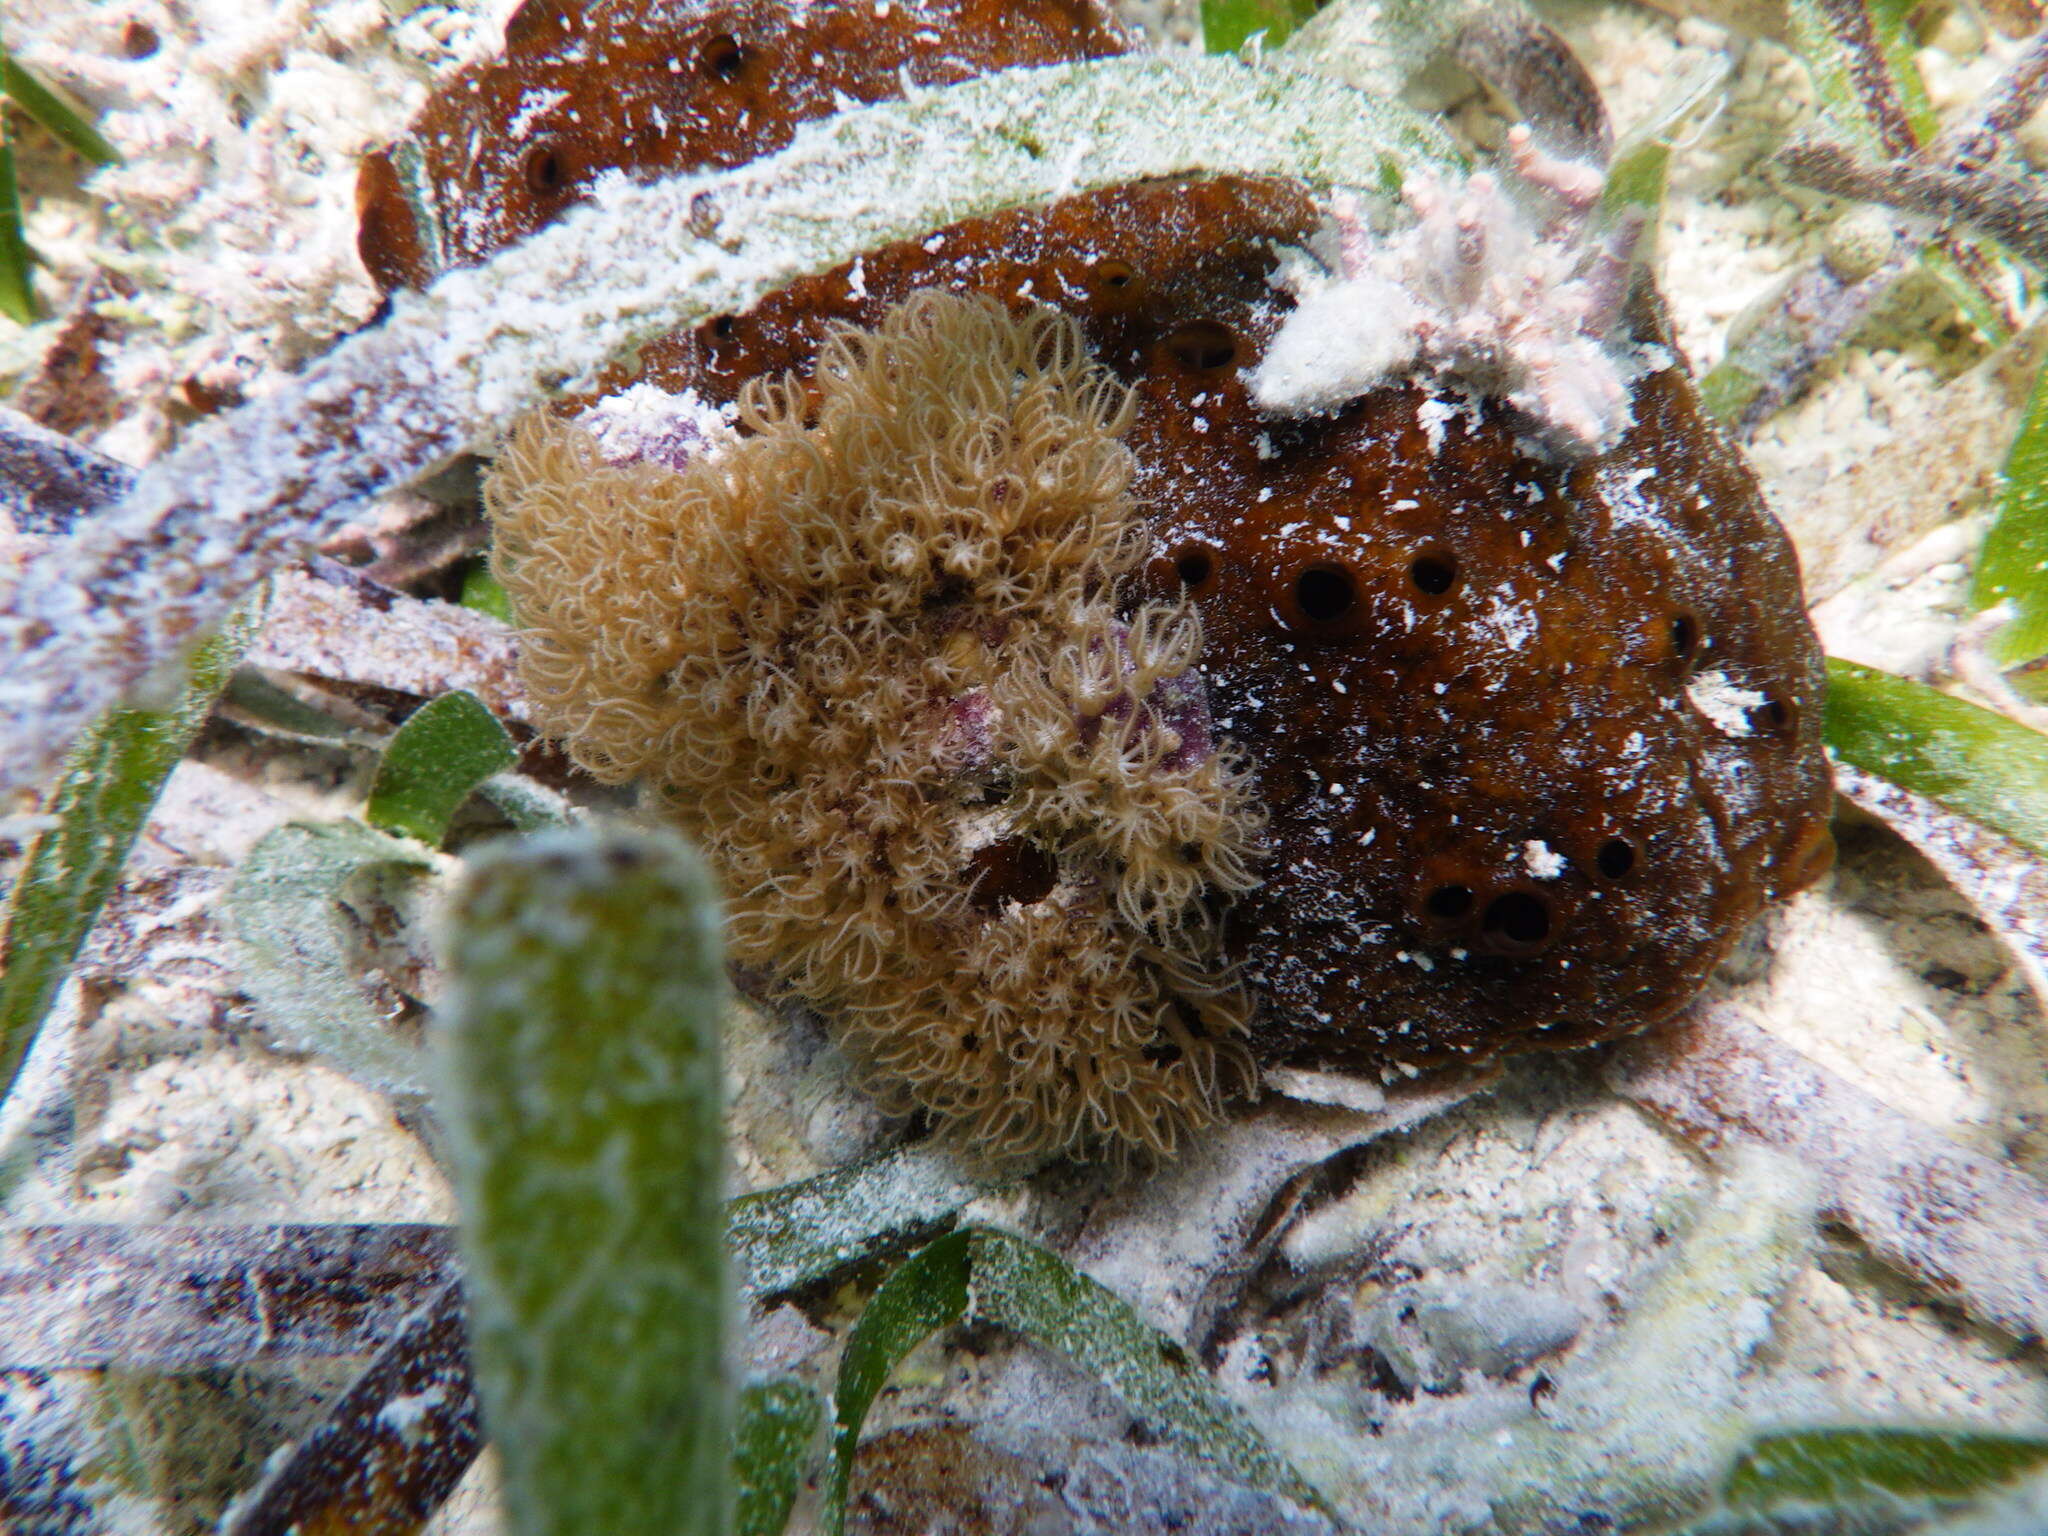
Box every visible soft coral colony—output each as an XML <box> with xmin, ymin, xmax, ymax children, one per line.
<box><xmin>364</xmin><ymin>0</ymin><xmax>1836</xmax><ymax>1161</ymax></box>
<box><xmin>492</xmin><ymin>294</ymin><xmax>1265</xmax><ymax>1159</ymax></box>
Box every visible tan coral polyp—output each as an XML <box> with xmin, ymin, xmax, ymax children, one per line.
<box><xmin>487</xmin><ymin>292</ymin><xmax>1265</xmax><ymax>1163</ymax></box>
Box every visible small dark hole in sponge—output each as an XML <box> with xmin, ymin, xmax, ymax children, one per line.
<box><xmin>967</xmin><ymin>837</ymin><xmax>1058</xmax><ymax>912</ymax></box>
<box><xmin>1426</xmin><ymin>884</ymin><xmax>1475</xmax><ymax>919</ymax></box>
<box><xmin>1751</xmin><ymin>696</ymin><xmax>1794</xmax><ymax>734</ymax></box>
<box><xmin>1095</xmin><ymin>259</ymin><xmax>1137</xmax><ymax>289</ymax></box>
<box><xmin>1483</xmin><ymin>892</ymin><xmax>1552</xmax><ymax>951</ymax></box>
<box><xmin>1670</xmin><ymin>612</ymin><xmax>1701</xmax><ymax>662</ymax></box>
<box><xmin>1410</xmin><ymin>554</ymin><xmax>1458</xmax><ymax>596</ymax></box>
<box><xmin>711</xmin><ymin>313</ymin><xmax>736</xmax><ymax>339</ymax></box>
<box><xmin>1295</xmin><ymin>566</ymin><xmax>1357</xmax><ymax>623</ymax></box>
<box><xmin>1596</xmin><ymin>839</ymin><xmax>1637</xmax><ymax>879</ymax></box>
<box><xmin>702</xmin><ymin>32</ymin><xmax>746</xmax><ymax>78</ymax></box>
<box><xmin>1166</xmin><ymin>320</ymin><xmax>1238</xmax><ymax>372</ymax></box>
<box><xmin>1175</xmin><ymin>547</ymin><xmax>1214</xmax><ymax>588</ymax></box>
<box><xmin>522</xmin><ymin>143</ymin><xmax>571</xmax><ymax>195</ymax></box>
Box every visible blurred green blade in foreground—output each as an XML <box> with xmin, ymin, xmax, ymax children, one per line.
<box><xmin>0</xmin><ymin>603</ymin><xmax>260</xmax><ymax>1110</ymax></box>
<box><xmin>1824</xmin><ymin>658</ymin><xmax>2048</xmax><ymax>859</ymax></box>
<box><xmin>439</xmin><ymin>824</ymin><xmax>732</xmax><ymax>1536</ymax></box>
<box><xmin>735</xmin><ymin>1378</ymin><xmax>823</xmax><ymax>1536</ymax></box>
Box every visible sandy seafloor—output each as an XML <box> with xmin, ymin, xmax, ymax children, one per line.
<box><xmin>2</xmin><ymin>0</ymin><xmax>2048</xmax><ymax>1531</ymax></box>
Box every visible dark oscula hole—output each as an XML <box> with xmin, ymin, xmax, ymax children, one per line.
<box><xmin>1295</xmin><ymin>565</ymin><xmax>1357</xmax><ymax>623</ymax></box>
<box><xmin>1175</xmin><ymin>545</ymin><xmax>1215</xmax><ymax>588</ymax></box>
<box><xmin>966</xmin><ymin>837</ymin><xmax>1058</xmax><ymax>912</ymax></box>
<box><xmin>1410</xmin><ymin>553</ymin><xmax>1458</xmax><ymax>597</ymax></box>
<box><xmin>961</xmin><ymin>1033</ymin><xmax>981</xmax><ymax>1054</ymax></box>
<box><xmin>1094</xmin><ymin>258</ymin><xmax>1137</xmax><ymax>289</ymax></box>
<box><xmin>1166</xmin><ymin>320</ymin><xmax>1238</xmax><ymax>372</ymax></box>
<box><xmin>1426</xmin><ymin>884</ymin><xmax>1475</xmax><ymax>920</ymax></box>
<box><xmin>1751</xmin><ymin>696</ymin><xmax>1794</xmax><ymax>734</ymax></box>
<box><xmin>1596</xmin><ymin>838</ymin><xmax>1637</xmax><ymax>880</ymax></box>
<box><xmin>702</xmin><ymin>32</ymin><xmax>746</xmax><ymax>78</ymax></box>
<box><xmin>710</xmin><ymin>313</ymin><xmax>737</xmax><ymax>339</ymax></box>
<box><xmin>522</xmin><ymin>143</ymin><xmax>570</xmax><ymax>196</ymax></box>
<box><xmin>1482</xmin><ymin>891</ymin><xmax>1552</xmax><ymax>950</ymax></box>
<box><xmin>1295</xmin><ymin>733</ymin><xmax>1338</xmax><ymax>769</ymax></box>
<box><xmin>1670</xmin><ymin>612</ymin><xmax>1701</xmax><ymax>662</ymax></box>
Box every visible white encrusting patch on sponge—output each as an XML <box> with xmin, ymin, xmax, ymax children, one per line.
<box><xmin>1687</xmin><ymin>670</ymin><xmax>1769</xmax><ymax>738</ymax></box>
<box><xmin>1248</xmin><ymin>133</ymin><xmax>1644</xmax><ymax>456</ymax></box>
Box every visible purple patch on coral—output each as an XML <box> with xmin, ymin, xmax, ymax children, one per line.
<box><xmin>1075</xmin><ymin>622</ymin><xmax>1217</xmax><ymax>772</ymax></box>
<box><xmin>937</xmin><ymin>688</ymin><xmax>998</xmax><ymax>776</ymax></box>
<box><xmin>1147</xmin><ymin>667</ymin><xmax>1215</xmax><ymax>772</ymax></box>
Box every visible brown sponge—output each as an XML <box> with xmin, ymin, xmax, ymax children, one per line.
<box><xmin>380</xmin><ymin>4</ymin><xmax>1839</xmax><ymax>1129</ymax></box>
<box><xmin>583</xmin><ymin>175</ymin><xmax>1837</xmax><ymax>1083</ymax></box>
<box><xmin>487</xmin><ymin>293</ymin><xmax>1266</xmax><ymax>1162</ymax></box>
<box><xmin>355</xmin><ymin>0</ymin><xmax>1133</xmax><ymax>291</ymax></box>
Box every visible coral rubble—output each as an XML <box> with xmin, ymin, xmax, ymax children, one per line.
<box><xmin>488</xmin><ymin>293</ymin><xmax>1263</xmax><ymax>1161</ymax></box>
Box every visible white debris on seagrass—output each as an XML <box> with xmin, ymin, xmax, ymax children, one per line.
<box><xmin>1283</xmin><ymin>0</ymin><xmax>1494</xmax><ymax>102</ymax></box>
<box><xmin>731</xmin><ymin>1140</ymin><xmax>986</xmax><ymax>1300</ymax></box>
<box><xmin>1247</xmin><ymin>158</ymin><xmax>1642</xmax><ymax>454</ymax></box>
<box><xmin>0</xmin><ymin>51</ymin><xmax>1457</xmax><ymax>799</ymax></box>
